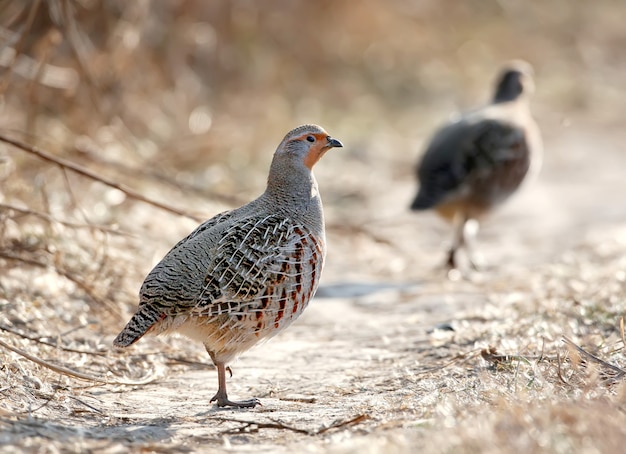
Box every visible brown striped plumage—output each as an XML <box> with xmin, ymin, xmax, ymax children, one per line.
<box><xmin>113</xmin><ymin>125</ymin><xmax>342</xmax><ymax>408</ymax></box>
<box><xmin>410</xmin><ymin>61</ymin><xmax>542</xmax><ymax>271</ymax></box>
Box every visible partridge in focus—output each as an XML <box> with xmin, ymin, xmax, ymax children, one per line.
<box><xmin>410</xmin><ymin>61</ymin><xmax>542</xmax><ymax>270</ymax></box>
<box><xmin>113</xmin><ymin>125</ymin><xmax>343</xmax><ymax>408</ymax></box>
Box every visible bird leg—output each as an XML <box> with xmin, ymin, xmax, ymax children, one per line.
<box><xmin>446</xmin><ymin>214</ymin><xmax>466</xmax><ymax>270</ymax></box>
<box><xmin>462</xmin><ymin>218</ymin><xmax>483</xmax><ymax>270</ymax></box>
<box><xmin>445</xmin><ymin>247</ymin><xmax>458</xmax><ymax>270</ymax></box>
<box><xmin>447</xmin><ymin>215</ymin><xmax>483</xmax><ymax>271</ymax></box>
<box><xmin>210</xmin><ymin>361</ymin><xmax>261</xmax><ymax>408</ymax></box>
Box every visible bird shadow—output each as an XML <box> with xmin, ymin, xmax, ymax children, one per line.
<box><xmin>314</xmin><ymin>281</ymin><xmax>423</xmax><ymax>299</ymax></box>
<box><xmin>1</xmin><ymin>415</ymin><xmax>177</xmax><ymax>447</ymax></box>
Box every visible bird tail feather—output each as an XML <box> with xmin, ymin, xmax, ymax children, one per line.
<box><xmin>113</xmin><ymin>305</ymin><xmax>164</xmax><ymax>347</ymax></box>
<box><xmin>410</xmin><ymin>191</ymin><xmax>437</xmax><ymax>211</ymax></box>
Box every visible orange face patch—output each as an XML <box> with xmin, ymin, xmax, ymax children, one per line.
<box><xmin>298</xmin><ymin>133</ymin><xmax>331</xmax><ymax>169</ymax></box>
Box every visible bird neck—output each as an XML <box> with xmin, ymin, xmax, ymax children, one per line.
<box><xmin>264</xmin><ymin>157</ymin><xmax>321</xmax><ymax>215</ymax></box>
<box><xmin>493</xmin><ymin>75</ymin><xmax>525</xmax><ymax>103</ymax></box>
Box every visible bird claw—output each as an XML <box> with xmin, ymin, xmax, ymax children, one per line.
<box><xmin>442</xmin><ymin>247</ymin><xmax>487</xmax><ymax>278</ymax></box>
<box><xmin>467</xmin><ymin>252</ymin><xmax>487</xmax><ymax>272</ymax></box>
<box><xmin>468</xmin><ymin>259</ymin><xmax>483</xmax><ymax>272</ymax></box>
<box><xmin>210</xmin><ymin>393</ymin><xmax>261</xmax><ymax>408</ymax></box>
<box><xmin>446</xmin><ymin>268</ymin><xmax>463</xmax><ymax>281</ymax></box>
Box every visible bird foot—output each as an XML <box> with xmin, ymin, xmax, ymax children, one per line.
<box><xmin>442</xmin><ymin>251</ymin><xmax>464</xmax><ymax>280</ymax></box>
<box><xmin>445</xmin><ymin>256</ymin><xmax>455</xmax><ymax>269</ymax></box>
<box><xmin>467</xmin><ymin>254</ymin><xmax>487</xmax><ymax>272</ymax></box>
<box><xmin>442</xmin><ymin>249</ymin><xmax>487</xmax><ymax>278</ymax></box>
<box><xmin>210</xmin><ymin>392</ymin><xmax>261</xmax><ymax>408</ymax></box>
<box><xmin>446</xmin><ymin>267</ymin><xmax>463</xmax><ymax>281</ymax></box>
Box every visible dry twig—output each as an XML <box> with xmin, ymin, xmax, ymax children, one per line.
<box><xmin>0</xmin><ymin>337</ymin><xmax>161</xmax><ymax>386</ymax></box>
<box><xmin>215</xmin><ymin>416</ymin><xmax>311</xmax><ymax>435</ymax></box>
<box><xmin>0</xmin><ymin>0</ymin><xmax>41</xmax><ymax>94</ymax></box>
<box><xmin>0</xmin><ymin>251</ymin><xmax>120</xmax><ymax>317</ymax></box>
<box><xmin>562</xmin><ymin>337</ymin><xmax>626</xmax><ymax>382</ymax></box>
<box><xmin>315</xmin><ymin>413</ymin><xmax>369</xmax><ymax>434</ymax></box>
<box><xmin>0</xmin><ymin>337</ymin><xmax>108</xmax><ymax>383</ymax></box>
<box><xmin>415</xmin><ymin>351</ymin><xmax>481</xmax><ymax>375</ymax></box>
<box><xmin>556</xmin><ymin>351</ymin><xmax>571</xmax><ymax>385</ymax></box>
<box><xmin>212</xmin><ymin>413</ymin><xmax>369</xmax><ymax>436</ymax></box>
<box><xmin>72</xmin><ymin>145</ymin><xmax>246</xmax><ymax>206</ymax></box>
<box><xmin>0</xmin><ymin>133</ymin><xmax>203</xmax><ymax>222</ymax></box>
<box><xmin>68</xmin><ymin>396</ymin><xmax>104</xmax><ymax>415</ymax></box>
<box><xmin>0</xmin><ymin>324</ymin><xmax>107</xmax><ymax>357</ymax></box>
<box><xmin>481</xmin><ymin>346</ymin><xmax>557</xmax><ymax>367</ymax></box>
<box><xmin>481</xmin><ymin>347</ymin><xmax>532</xmax><ymax>366</ymax></box>
<box><xmin>0</xmin><ymin>202</ymin><xmax>132</xmax><ymax>236</ymax></box>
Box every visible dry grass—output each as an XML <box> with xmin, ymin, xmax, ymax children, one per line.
<box><xmin>1</xmin><ymin>1</ymin><xmax>626</xmax><ymax>452</ymax></box>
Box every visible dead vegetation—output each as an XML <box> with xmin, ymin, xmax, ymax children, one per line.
<box><xmin>1</xmin><ymin>1</ymin><xmax>626</xmax><ymax>452</ymax></box>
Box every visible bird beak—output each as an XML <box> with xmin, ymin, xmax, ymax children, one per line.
<box><xmin>325</xmin><ymin>136</ymin><xmax>343</xmax><ymax>149</ymax></box>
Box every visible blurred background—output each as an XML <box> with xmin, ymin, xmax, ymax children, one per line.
<box><xmin>1</xmin><ymin>0</ymin><xmax>625</xmax><ymax>319</ymax></box>
<box><xmin>2</xmin><ymin>3</ymin><xmax>626</xmax><ymax>449</ymax></box>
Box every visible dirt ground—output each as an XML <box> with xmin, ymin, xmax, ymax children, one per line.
<box><xmin>2</xmin><ymin>117</ymin><xmax>626</xmax><ymax>453</ymax></box>
<box><xmin>2</xmin><ymin>2</ymin><xmax>626</xmax><ymax>453</ymax></box>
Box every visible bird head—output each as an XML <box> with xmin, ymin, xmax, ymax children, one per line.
<box><xmin>493</xmin><ymin>60</ymin><xmax>535</xmax><ymax>103</ymax></box>
<box><xmin>276</xmin><ymin>124</ymin><xmax>343</xmax><ymax>170</ymax></box>
<box><xmin>266</xmin><ymin>125</ymin><xmax>343</xmax><ymax>207</ymax></box>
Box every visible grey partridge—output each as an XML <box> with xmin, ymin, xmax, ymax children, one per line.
<box><xmin>410</xmin><ymin>61</ymin><xmax>542</xmax><ymax>270</ymax></box>
<box><xmin>113</xmin><ymin>125</ymin><xmax>343</xmax><ymax>408</ymax></box>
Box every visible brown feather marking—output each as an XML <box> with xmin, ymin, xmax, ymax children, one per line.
<box><xmin>308</xmin><ymin>246</ymin><xmax>319</xmax><ymax>306</ymax></box>
<box><xmin>292</xmin><ymin>237</ymin><xmax>306</xmax><ymax>315</ymax></box>
<box><xmin>274</xmin><ymin>288</ymin><xmax>288</xmax><ymax>328</ymax></box>
<box><xmin>260</xmin><ymin>294</ymin><xmax>270</xmax><ymax>309</ymax></box>
<box><xmin>292</xmin><ymin>297</ymin><xmax>299</xmax><ymax>316</ymax></box>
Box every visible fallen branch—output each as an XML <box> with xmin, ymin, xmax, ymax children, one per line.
<box><xmin>214</xmin><ymin>416</ymin><xmax>311</xmax><ymax>435</ymax></box>
<box><xmin>0</xmin><ymin>337</ymin><xmax>161</xmax><ymax>386</ymax></box>
<box><xmin>73</xmin><ymin>145</ymin><xmax>246</xmax><ymax>207</ymax></box>
<box><xmin>0</xmin><ymin>0</ymin><xmax>41</xmax><ymax>95</ymax></box>
<box><xmin>67</xmin><ymin>396</ymin><xmax>104</xmax><ymax>415</ymax></box>
<box><xmin>315</xmin><ymin>413</ymin><xmax>369</xmax><ymax>434</ymax></box>
<box><xmin>481</xmin><ymin>347</ymin><xmax>532</xmax><ymax>367</ymax></box>
<box><xmin>212</xmin><ymin>413</ymin><xmax>369</xmax><ymax>436</ymax></box>
<box><xmin>0</xmin><ymin>324</ymin><xmax>107</xmax><ymax>357</ymax></box>
<box><xmin>555</xmin><ymin>351</ymin><xmax>571</xmax><ymax>385</ymax></box>
<box><xmin>0</xmin><ymin>251</ymin><xmax>121</xmax><ymax>318</ymax></box>
<box><xmin>0</xmin><ymin>202</ymin><xmax>132</xmax><ymax>236</ymax></box>
<box><xmin>416</xmin><ymin>350</ymin><xmax>481</xmax><ymax>374</ymax></box>
<box><xmin>0</xmin><ymin>337</ymin><xmax>107</xmax><ymax>383</ymax></box>
<box><xmin>0</xmin><ymin>324</ymin><xmax>213</xmax><ymax>367</ymax></box>
<box><xmin>562</xmin><ymin>337</ymin><xmax>626</xmax><ymax>381</ymax></box>
<box><xmin>0</xmin><ymin>133</ymin><xmax>203</xmax><ymax>222</ymax></box>
<box><xmin>278</xmin><ymin>395</ymin><xmax>316</xmax><ymax>404</ymax></box>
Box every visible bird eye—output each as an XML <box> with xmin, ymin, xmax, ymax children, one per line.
<box><xmin>306</xmin><ymin>135</ymin><xmax>315</xmax><ymax>143</ymax></box>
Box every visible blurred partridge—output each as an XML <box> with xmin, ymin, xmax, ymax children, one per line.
<box><xmin>113</xmin><ymin>125</ymin><xmax>343</xmax><ymax>408</ymax></box>
<box><xmin>410</xmin><ymin>61</ymin><xmax>542</xmax><ymax>270</ymax></box>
